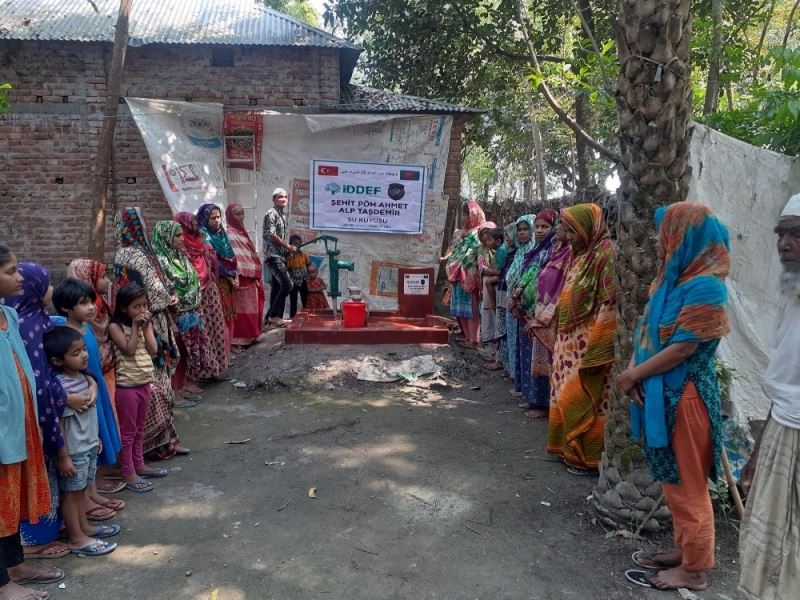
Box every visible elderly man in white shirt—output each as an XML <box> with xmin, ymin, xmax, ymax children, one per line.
<box><xmin>738</xmin><ymin>193</ymin><xmax>800</xmax><ymax>600</ymax></box>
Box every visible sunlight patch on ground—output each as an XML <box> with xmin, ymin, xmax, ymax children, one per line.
<box><xmin>299</xmin><ymin>434</ymin><xmax>416</xmax><ymax>470</ymax></box>
<box><xmin>203</xmin><ymin>403</ymin><xmax>281</xmax><ymax>418</ymax></box>
<box><xmin>107</xmin><ymin>543</ymin><xmax>184</xmax><ymax>566</ymax></box>
<box><xmin>145</xmin><ymin>500</ymin><xmax>218</xmax><ymax>520</ymax></box>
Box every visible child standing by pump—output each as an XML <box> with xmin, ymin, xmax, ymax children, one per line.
<box><xmin>108</xmin><ymin>284</ymin><xmax>164</xmax><ymax>493</ymax></box>
<box><xmin>286</xmin><ymin>234</ymin><xmax>310</xmax><ymax>318</ymax></box>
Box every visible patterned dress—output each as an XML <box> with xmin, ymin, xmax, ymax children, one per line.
<box><xmin>1</xmin><ymin>311</ymin><xmax>51</xmax><ymax>538</ymax></box>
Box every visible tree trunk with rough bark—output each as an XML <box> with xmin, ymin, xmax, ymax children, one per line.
<box><xmin>88</xmin><ymin>0</ymin><xmax>132</xmax><ymax>260</ymax></box>
<box><xmin>592</xmin><ymin>0</ymin><xmax>694</xmax><ymax>533</ymax></box>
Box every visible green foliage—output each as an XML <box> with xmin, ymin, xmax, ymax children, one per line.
<box><xmin>701</xmin><ymin>47</ymin><xmax>800</xmax><ymax>156</ymax></box>
<box><xmin>0</xmin><ymin>83</ymin><xmax>10</xmax><ymax>115</ymax></box>
<box><xmin>324</xmin><ymin>0</ymin><xmax>620</xmax><ymax>197</ymax></box>
<box><xmin>261</xmin><ymin>0</ymin><xmax>319</xmax><ymax>26</ymax></box>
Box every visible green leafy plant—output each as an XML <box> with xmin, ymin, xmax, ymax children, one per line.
<box><xmin>0</xmin><ymin>83</ymin><xmax>11</xmax><ymax>115</ymax></box>
<box><xmin>701</xmin><ymin>47</ymin><xmax>800</xmax><ymax>156</ymax></box>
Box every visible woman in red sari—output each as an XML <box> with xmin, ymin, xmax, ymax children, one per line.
<box><xmin>225</xmin><ymin>204</ymin><xmax>266</xmax><ymax>347</ymax></box>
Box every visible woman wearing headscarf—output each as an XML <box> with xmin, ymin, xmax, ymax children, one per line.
<box><xmin>503</xmin><ymin>214</ymin><xmax>536</xmax><ymax>386</ymax></box>
<box><xmin>174</xmin><ymin>212</ymin><xmax>229</xmax><ymax>380</ymax></box>
<box><xmin>225</xmin><ymin>203</ymin><xmax>266</xmax><ymax>346</ymax></box>
<box><xmin>445</xmin><ymin>201</ymin><xmax>486</xmax><ymax>349</ymax></box>
<box><xmin>151</xmin><ymin>220</ymin><xmax>208</xmax><ymax>406</ymax></box>
<box><xmin>526</xmin><ymin>217</ymin><xmax>572</xmax><ymax>417</ymax></box>
<box><xmin>114</xmin><ymin>207</ymin><xmax>185</xmax><ymax>461</ymax></box>
<box><xmin>509</xmin><ymin>209</ymin><xmax>557</xmax><ymax>416</ymax></box>
<box><xmin>488</xmin><ymin>223</ymin><xmax>518</xmax><ymax>370</ymax></box>
<box><xmin>619</xmin><ymin>202</ymin><xmax>729</xmax><ymax>592</ymax></box>
<box><xmin>197</xmin><ymin>204</ymin><xmax>238</xmax><ymax>355</ymax></box>
<box><xmin>6</xmin><ymin>263</ymin><xmax>71</xmax><ymax>560</ymax></box>
<box><xmin>547</xmin><ymin>203</ymin><xmax>616</xmax><ymax>474</ymax></box>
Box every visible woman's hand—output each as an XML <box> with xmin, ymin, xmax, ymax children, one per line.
<box><xmin>617</xmin><ymin>367</ymin><xmax>640</xmax><ymax>395</ymax></box>
<box><xmin>523</xmin><ymin>320</ymin><xmax>536</xmax><ymax>337</ymax></box>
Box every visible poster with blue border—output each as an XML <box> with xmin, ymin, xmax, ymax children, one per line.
<box><xmin>310</xmin><ymin>159</ymin><xmax>426</xmax><ymax>234</ymax></box>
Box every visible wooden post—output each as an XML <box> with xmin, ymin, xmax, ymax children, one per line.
<box><xmin>88</xmin><ymin>0</ymin><xmax>133</xmax><ymax>260</ymax></box>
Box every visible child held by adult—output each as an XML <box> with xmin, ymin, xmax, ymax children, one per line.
<box><xmin>44</xmin><ymin>326</ymin><xmax>119</xmax><ymax>556</ymax></box>
<box><xmin>109</xmin><ymin>284</ymin><xmax>165</xmax><ymax>492</ymax></box>
<box><xmin>51</xmin><ymin>280</ymin><xmax>122</xmax><ymax>508</ymax></box>
<box><xmin>0</xmin><ymin>244</ymin><xmax>60</xmax><ymax>600</ymax></box>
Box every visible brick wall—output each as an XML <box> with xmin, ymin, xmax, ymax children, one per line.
<box><xmin>0</xmin><ymin>40</ymin><xmax>340</xmax><ymax>276</ymax></box>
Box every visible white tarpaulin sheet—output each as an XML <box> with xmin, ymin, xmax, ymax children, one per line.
<box><xmin>126</xmin><ymin>98</ymin><xmax>227</xmax><ymax>214</ymax></box>
<box><xmin>227</xmin><ymin>112</ymin><xmax>453</xmax><ymax>310</ymax></box>
<box><xmin>688</xmin><ymin>124</ymin><xmax>800</xmax><ymax>427</ymax></box>
<box><xmin>127</xmin><ymin>102</ymin><xmax>453</xmax><ymax>311</ymax></box>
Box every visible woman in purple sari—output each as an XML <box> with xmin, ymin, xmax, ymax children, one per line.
<box><xmin>525</xmin><ymin>215</ymin><xmax>572</xmax><ymax>415</ymax></box>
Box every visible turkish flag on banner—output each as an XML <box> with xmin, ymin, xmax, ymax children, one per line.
<box><xmin>318</xmin><ymin>165</ymin><xmax>339</xmax><ymax>176</ymax></box>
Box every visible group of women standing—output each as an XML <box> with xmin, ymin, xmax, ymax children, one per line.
<box><xmin>446</xmin><ymin>200</ymin><xmax>617</xmax><ymax>475</ymax></box>
<box><xmin>446</xmin><ymin>198</ymin><xmax>732</xmax><ymax>591</ymax></box>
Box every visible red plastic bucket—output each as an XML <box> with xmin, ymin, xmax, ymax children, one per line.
<box><xmin>341</xmin><ymin>301</ymin><xmax>366</xmax><ymax>328</ymax></box>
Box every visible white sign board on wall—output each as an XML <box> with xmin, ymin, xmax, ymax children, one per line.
<box><xmin>310</xmin><ymin>159</ymin><xmax>426</xmax><ymax>234</ymax></box>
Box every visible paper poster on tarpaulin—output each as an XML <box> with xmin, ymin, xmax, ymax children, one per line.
<box><xmin>126</xmin><ymin>98</ymin><xmax>227</xmax><ymax>214</ymax></box>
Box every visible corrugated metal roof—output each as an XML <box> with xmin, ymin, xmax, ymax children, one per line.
<box><xmin>340</xmin><ymin>85</ymin><xmax>483</xmax><ymax>115</ymax></box>
<box><xmin>0</xmin><ymin>0</ymin><xmax>361</xmax><ymax>50</ymax></box>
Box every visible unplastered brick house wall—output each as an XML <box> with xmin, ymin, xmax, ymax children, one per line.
<box><xmin>0</xmin><ymin>39</ymin><xmax>340</xmax><ymax>277</ymax></box>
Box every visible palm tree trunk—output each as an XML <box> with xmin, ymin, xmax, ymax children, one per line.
<box><xmin>592</xmin><ymin>0</ymin><xmax>694</xmax><ymax>533</ymax></box>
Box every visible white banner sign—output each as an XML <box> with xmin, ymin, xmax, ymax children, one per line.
<box><xmin>310</xmin><ymin>159</ymin><xmax>426</xmax><ymax>234</ymax></box>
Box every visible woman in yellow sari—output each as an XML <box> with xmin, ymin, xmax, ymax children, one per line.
<box><xmin>547</xmin><ymin>203</ymin><xmax>617</xmax><ymax>474</ymax></box>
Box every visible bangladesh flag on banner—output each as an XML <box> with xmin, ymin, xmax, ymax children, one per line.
<box><xmin>399</xmin><ymin>169</ymin><xmax>421</xmax><ymax>181</ymax></box>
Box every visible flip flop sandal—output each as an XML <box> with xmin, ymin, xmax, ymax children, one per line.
<box><xmin>22</xmin><ymin>541</ymin><xmax>70</xmax><ymax>560</ymax></box>
<box><xmin>85</xmin><ymin>505</ymin><xmax>116</xmax><ymax>521</ymax></box>
<box><xmin>101</xmin><ymin>498</ymin><xmax>126</xmax><ymax>511</ymax></box>
<box><xmin>97</xmin><ymin>480</ymin><xmax>126</xmax><ymax>494</ymax></box>
<box><xmin>624</xmin><ymin>568</ymin><xmax>708</xmax><ymax>592</ymax></box>
<box><xmin>625</xmin><ymin>569</ymin><xmax>655</xmax><ymax>588</ymax></box>
<box><xmin>174</xmin><ymin>399</ymin><xmax>199</xmax><ymax>409</ymax></box>
<box><xmin>92</xmin><ymin>524</ymin><xmax>121</xmax><ymax>539</ymax></box>
<box><xmin>139</xmin><ymin>467</ymin><xmax>169</xmax><ymax>478</ymax></box>
<box><xmin>631</xmin><ymin>550</ymin><xmax>679</xmax><ymax>570</ymax></box>
<box><xmin>70</xmin><ymin>539</ymin><xmax>117</xmax><ymax>557</ymax></box>
<box><xmin>484</xmin><ymin>362</ymin><xmax>504</xmax><ymax>371</ymax></box>
<box><xmin>13</xmin><ymin>566</ymin><xmax>65</xmax><ymax>585</ymax></box>
<box><xmin>124</xmin><ymin>479</ymin><xmax>154</xmax><ymax>493</ymax></box>
<box><xmin>10</xmin><ymin>592</ymin><xmax>49</xmax><ymax>600</ymax></box>
<box><xmin>566</xmin><ymin>466</ymin><xmax>596</xmax><ymax>476</ymax></box>
<box><xmin>174</xmin><ymin>447</ymin><xmax>191</xmax><ymax>456</ymax></box>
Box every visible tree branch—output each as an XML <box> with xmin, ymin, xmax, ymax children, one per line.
<box><xmin>570</xmin><ymin>0</ymin><xmax>611</xmax><ymax>91</ymax></box>
<box><xmin>783</xmin><ymin>0</ymin><xmax>800</xmax><ymax>48</ymax></box>
<box><xmin>515</xmin><ymin>0</ymin><xmax>620</xmax><ymax>164</ymax></box>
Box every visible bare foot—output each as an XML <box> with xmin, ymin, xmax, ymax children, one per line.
<box><xmin>0</xmin><ymin>581</ymin><xmax>49</xmax><ymax>600</ymax></box>
<box><xmin>649</xmin><ymin>566</ymin><xmax>708</xmax><ymax>591</ymax></box>
<box><xmin>525</xmin><ymin>408</ymin><xmax>548</xmax><ymax>419</ymax></box>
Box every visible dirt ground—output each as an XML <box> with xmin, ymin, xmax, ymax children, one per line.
<box><xmin>46</xmin><ymin>331</ymin><xmax>747</xmax><ymax>600</ymax></box>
